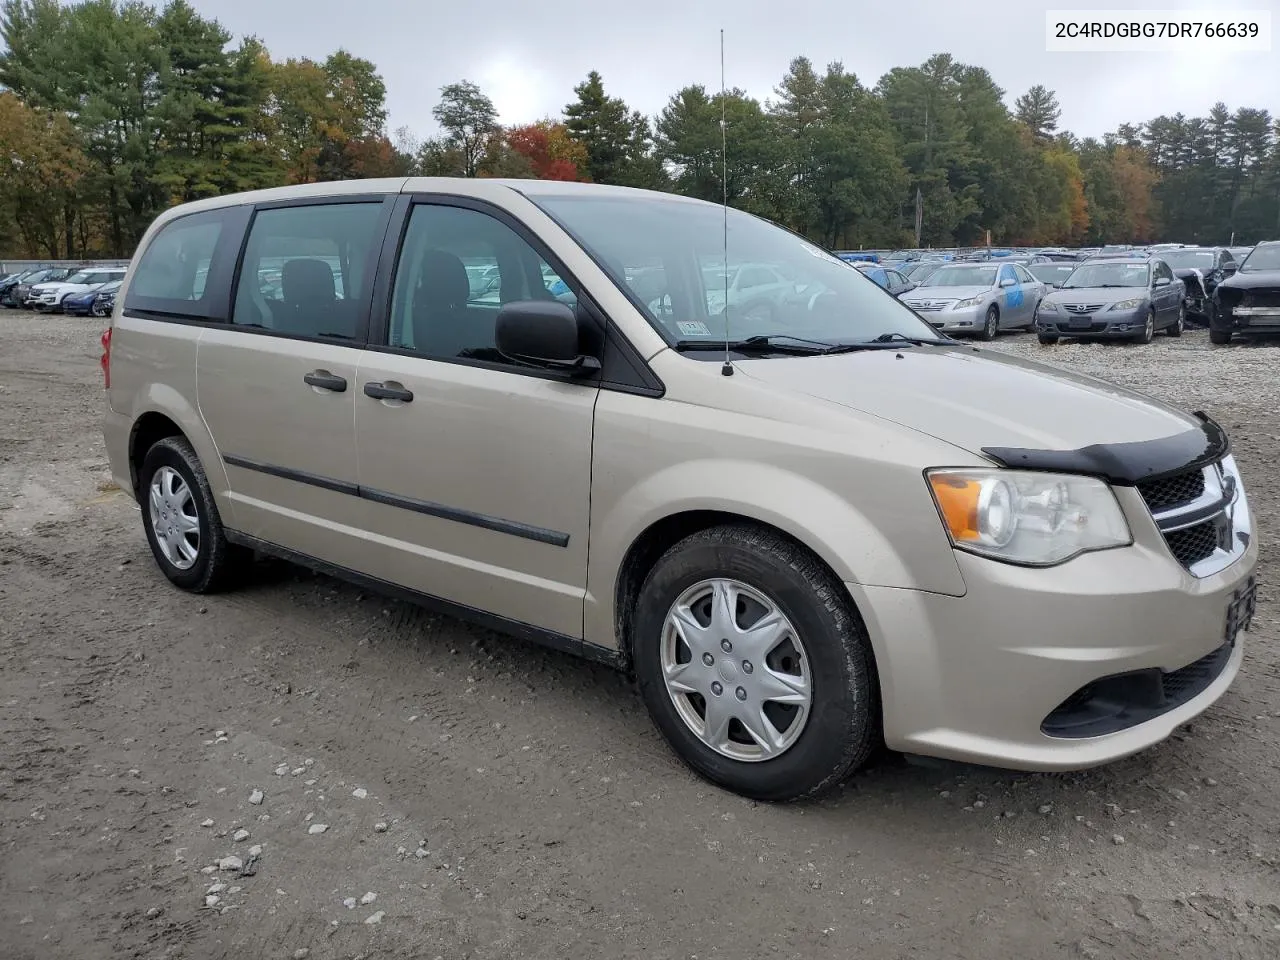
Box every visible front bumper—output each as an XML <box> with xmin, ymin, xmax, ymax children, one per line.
<box><xmin>1037</xmin><ymin>306</ymin><xmax>1145</xmax><ymax>337</ymax></box>
<box><xmin>1217</xmin><ymin>303</ymin><xmax>1280</xmax><ymax>334</ymax></box>
<box><xmin>850</xmin><ymin>499</ymin><xmax>1257</xmax><ymax>770</ymax></box>
<box><xmin>914</xmin><ymin>304</ymin><xmax>985</xmax><ymax>333</ymax></box>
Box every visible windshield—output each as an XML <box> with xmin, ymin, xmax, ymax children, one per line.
<box><xmin>63</xmin><ymin>271</ymin><xmax>92</xmax><ymax>284</ymax></box>
<box><xmin>920</xmin><ymin>265</ymin><xmax>998</xmax><ymax>287</ymax></box>
<box><xmin>1161</xmin><ymin>250</ymin><xmax>1216</xmax><ymax>270</ymax></box>
<box><xmin>1241</xmin><ymin>245</ymin><xmax>1280</xmax><ymax>272</ymax></box>
<box><xmin>530</xmin><ymin>195</ymin><xmax>940</xmax><ymax>348</ymax></box>
<box><xmin>1061</xmin><ymin>262</ymin><xmax>1149</xmax><ymax>288</ymax></box>
<box><xmin>1030</xmin><ymin>264</ymin><xmax>1075</xmax><ymax>284</ymax></box>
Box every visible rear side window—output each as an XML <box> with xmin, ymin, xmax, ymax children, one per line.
<box><xmin>125</xmin><ymin>211</ymin><xmax>227</xmax><ymax>317</ymax></box>
<box><xmin>231</xmin><ymin>202</ymin><xmax>384</xmax><ymax>341</ymax></box>
<box><xmin>127</xmin><ymin>216</ymin><xmax>222</xmax><ymax>309</ymax></box>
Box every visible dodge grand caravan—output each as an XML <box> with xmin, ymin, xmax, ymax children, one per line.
<box><xmin>102</xmin><ymin>178</ymin><xmax>1258</xmax><ymax>802</ymax></box>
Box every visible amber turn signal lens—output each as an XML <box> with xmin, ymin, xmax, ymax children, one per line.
<box><xmin>928</xmin><ymin>474</ymin><xmax>983</xmax><ymax>543</ymax></box>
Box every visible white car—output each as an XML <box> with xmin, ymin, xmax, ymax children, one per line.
<box><xmin>29</xmin><ymin>268</ymin><xmax>127</xmax><ymax>312</ymax></box>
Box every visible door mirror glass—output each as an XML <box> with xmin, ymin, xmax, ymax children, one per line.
<box><xmin>999</xmin><ymin>277</ymin><xmax>1016</xmax><ymax>287</ymax></box>
<box><xmin>495</xmin><ymin>300</ymin><xmax>600</xmax><ymax>376</ymax></box>
<box><xmin>1154</xmin><ymin>276</ymin><xmax>1170</xmax><ymax>287</ymax></box>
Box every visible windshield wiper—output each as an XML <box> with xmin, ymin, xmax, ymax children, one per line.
<box><xmin>867</xmin><ymin>332</ymin><xmax>952</xmax><ymax>346</ymax></box>
<box><xmin>673</xmin><ymin>334</ymin><xmax>840</xmax><ymax>355</ymax></box>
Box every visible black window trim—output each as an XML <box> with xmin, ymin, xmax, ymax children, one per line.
<box><xmin>365</xmin><ymin>191</ymin><xmax>664</xmax><ymax>398</ymax></box>
<box><xmin>221</xmin><ymin>193</ymin><xmax>400</xmax><ymax>347</ymax></box>
<box><xmin>123</xmin><ymin>204</ymin><xmax>253</xmax><ymax>324</ymax></box>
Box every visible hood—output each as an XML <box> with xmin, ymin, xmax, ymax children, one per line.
<box><xmin>734</xmin><ymin>343</ymin><xmax>1197</xmax><ymax>457</ymax></box>
<box><xmin>1218</xmin><ymin>269</ymin><xmax>1280</xmax><ymax>291</ymax></box>
<box><xmin>1044</xmin><ymin>286</ymin><xmax>1149</xmax><ymax>306</ymax></box>
<box><xmin>902</xmin><ymin>285</ymin><xmax>990</xmax><ymax>304</ymax></box>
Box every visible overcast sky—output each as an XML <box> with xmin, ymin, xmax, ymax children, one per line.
<box><xmin>202</xmin><ymin>0</ymin><xmax>1278</xmax><ymax>141</ymax></box>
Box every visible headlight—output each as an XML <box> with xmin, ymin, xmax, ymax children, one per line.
<box><xmin>952</xmin><ymin>296</ymin><xmax>984</xmax><ymax>309</ymax></box>
<box><xmin>1037</xmin><ymin>301</ymin><xmax>1059</xmax><ymax>313</ymax></box>
<box><xmin>1109</xmin><ymin>298</ymin><xmax>1144</xmax><ymax>310</ymax></box>
<box><xmin>926</xmin><ymin>469</ymin><xmax>1132</xmax><ymax>565</ymax></box>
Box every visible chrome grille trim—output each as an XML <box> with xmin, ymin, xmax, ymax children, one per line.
<box><xmin>1141</xmin><ymin>455</ymin><xmax>1250</xmax><ymax>578</ymax></box>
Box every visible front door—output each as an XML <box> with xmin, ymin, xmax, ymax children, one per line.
<box><xmin>998</xmin><ymin>264</ymin><xmax>1026</xmax><ymax>327</ymax></box>
<box><xmin>353</xmin><ymin>198</ymin><xmax>599</xmax><ymax>639</ymax></box>
<box><xmin>197</xmin><ymin>198</ymin><xmax>391</xmax><ymax>563</ymax></box>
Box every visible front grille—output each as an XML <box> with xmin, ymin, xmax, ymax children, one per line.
<box><xmin>1064</xmin><ymin>303</ymin><xmax>1105</xmax><ymax>313</ymax></box>
<box><xmin>1138</xmin><ymin>471</ymin><xmax>1206</xmax><ymax>511</ymax></box>
<box><xmin>1164</xmin><ymin>520</ymin><xmax>1220</xmax><ymax>568</ymax></box>
<box><xmin>1244</xmin><ymin>290</ymin><xmax>1280</xmax><ymax>308</ymax></box>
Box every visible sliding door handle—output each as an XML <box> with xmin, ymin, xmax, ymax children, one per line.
<box><xmin>363</xmin><ymin>381</ymin><xmax>413</xmax><ymax>403</ymax></box>
<box><xmin>304</xmin><ymin>370</ymin><xmax>347</xmax><ymax>392</ymax></box>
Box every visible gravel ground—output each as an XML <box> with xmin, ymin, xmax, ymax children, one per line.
<box><xmin>1</xmin><ymin>312</ymin><xmax>1278</xmax><ymax>960</ymax></box>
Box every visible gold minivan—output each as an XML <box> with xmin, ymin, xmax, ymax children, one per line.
<box><xmin>102</xmin><ymin>178</ymin><xmax>1258</xmax><ymax>801</ymax></box>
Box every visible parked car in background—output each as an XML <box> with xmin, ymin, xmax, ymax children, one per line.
<box><xmin>102</xmin><ymin>177</ymin><xmax>1257</xmax><ymax>802</ymax></box>
<box><xmin>63</xmin><ymin>279</ymin><xmax>122</xmax><ymax>317</ymax></box>
<box><xmin>901</xmin><ymin>261</ymin><xmax>1045</xmax><ymax>338</ymax></box>
<box><xmin>92</xmin><ymin>280</ymin><xmax>122</xmax><ymax>317</ymax></box>
<box><xmin>1211</xmin><ymin>240</ymin><xmax>1280</xmax><ymax>344</ymax></box>
<box><xmin>29</xmin><ymin>267</ymin><xmax>127</xmax><ymax>312</ymax></box>
<box><xmin>1035</xmin><ymin>257</ymin><xmax>1184</xmax><ymax>344</ymax></box>
<box><xmin>852</xmin><ymin>262</ymin><xmax>917</xmax><ymax>297</ymax></box>
<box><xmin>3</xmin><ymin>268</ymin><xmax>73</xmax><ymax>307</ymax></box>
<box><xmin>899</xmin><ymin>260</ymin><xmax>944</xmax><ymax>284</ymax></box>
<box><xmin>1159</xmin><ymin>247</ymin><xmax>1237</xmax><ymax>326</ymax></box>
<box><xmin>1028</xmin><ymin>262</ymin><xmax>1076</xmax><ymax>290</ymax></box>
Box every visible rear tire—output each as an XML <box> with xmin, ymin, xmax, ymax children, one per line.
<box><xmin>139</xmin><ymin>436</ymin><xmax>248</xmax><ymax>593</ymax></box>
<box><xmin>633</xmin><ymin>524</ymin><xmax>879</xmax><ymax>802</ymax></box>
<box><xmin>1166</xmin><ymin>305</ymin><xmax>1184</xmax><ymax>337</ymax></box>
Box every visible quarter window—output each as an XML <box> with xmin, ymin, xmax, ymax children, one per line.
<box><xmin>387</xmin><ymin>203</ymin><xmax>578</xmax><ymax>363</ymax></box>
<box><xmin>231</xmin><ymin>202</ymin><xmax>384</xmax><ymax>341</ymax></box>
<box><xmin>124</xmin><ymin>210</ymin><xmax>226</xmax><ymax>317</ymax></box>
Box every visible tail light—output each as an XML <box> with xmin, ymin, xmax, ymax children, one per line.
<box><xmin>100</xmin><ymin>328</ymin><xmax>112</xmax><ymax>389</ymax></box>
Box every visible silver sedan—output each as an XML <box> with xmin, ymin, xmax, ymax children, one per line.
<box><xmin>900</xmin><ymin>261</ymin><xmax>1048</xmax><ymax>340</ymax></box>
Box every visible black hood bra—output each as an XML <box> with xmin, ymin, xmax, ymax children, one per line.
<box><xmin>983</xmin><ymin>411</ymin><xmax>1229</xmax><ymax>486</ymax></box>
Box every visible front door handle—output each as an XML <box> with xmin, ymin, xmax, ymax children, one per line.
<box><xmin>364</xmin><ymin>381</ymin><xmax>414</xmax><ymax>403</ymax></box>
<box><xmin>304</xmin><ymin>370</ymin><xmax>347</xmax><ymax>392</ymax></box>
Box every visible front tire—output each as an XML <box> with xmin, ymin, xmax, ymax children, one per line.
<box><xmin>1133</xmin><ymin>309</ymin><xmax>1155</xmax><ymax>344</ymax></box>
<box><xmin>1209</xmin><ymin>326</ymin><xmax>1232</xmax><ymax>345</ymax></box>
<box><xmin>633</xmin><ymin>524</ymin><xmax>879</xmax><ymax>802</ymax></box>
<box><xmin>139</xmin><ymin>436</ymin><xmax>247</xmax><ymax>593</ymax></box>
<box><xmin>978</xmin><ymin>305</ymin><xmax>999</xmax><ymax>341</ymax></box>
<box><xmin>1037</xmin><ymin>333</ymin><xmax>1059</xmax><ymax>345</ymax></box>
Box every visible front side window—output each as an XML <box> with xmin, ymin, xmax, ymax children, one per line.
<box><xmin>387</xmin><ymin>203</ymin><xmax>578</xmax><ymax>364</ymax></box>
<box><xmin>231</xmin><ymin>202</ymin><xmax>383</xmax><ymax>340</ymax></box>
<box><xmin>531</xmin><ymin>194</ymin><xmax>939</xmax><ymax>348</ymax></box>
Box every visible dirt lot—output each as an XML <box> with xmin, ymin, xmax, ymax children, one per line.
<box><xmin>1</xmin><ymin>311</ymin><xmax>1278</xmax><ymax>960</ymax></box>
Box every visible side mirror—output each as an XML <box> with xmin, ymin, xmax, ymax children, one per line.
<box><xmin>495</xmin><ymin>300</ymin><xmax>600</xmax><ymax>377</ymax></box>
<box><xmin>999</xmin><ymin>277</ymin><xmax>1016</xmax><ymax>287</ymax></box>
<box><xmin>1223</xmin><ymin>264</ymin><xmax>1237</xmax><ymax>276</ymax></box>
<box><xmin>1154</xmin><ymin>277</ymin><xmax>1170</xmax><ymax>287</ymax></box>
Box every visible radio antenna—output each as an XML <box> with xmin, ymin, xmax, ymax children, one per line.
<box><xmin>719</xmin><ymin>28</ymin><xmax>732</xmax><ymax>377</ymax></box>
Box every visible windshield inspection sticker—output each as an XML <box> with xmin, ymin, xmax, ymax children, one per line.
<box><xmin>677</xmin><ymin>321</ymin><xmax>712</xmax><ymax>337</ymax></box>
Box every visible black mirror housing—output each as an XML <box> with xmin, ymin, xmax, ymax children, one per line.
<box><xmin>495</xmin><ymin>300</ymin><xmax>600</xmax><ymax>376</ymax></box>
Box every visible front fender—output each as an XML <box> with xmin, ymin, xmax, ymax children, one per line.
<box><xmin>583</xmin><ymin>457</ymin><xmax>967</xmax><ymax>651</ymax></box>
